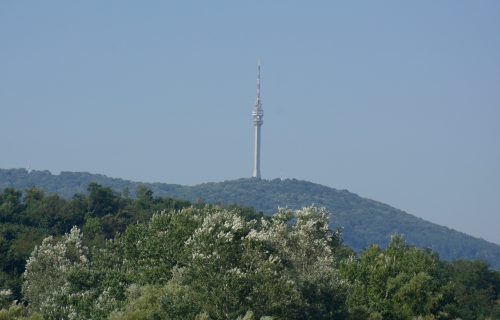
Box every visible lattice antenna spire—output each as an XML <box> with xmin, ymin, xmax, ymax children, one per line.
<box><xmin>256</xmin><ymin>59</ymin><xmax>261</xmax><ymax>102</ymax></box>
<box><xmin>253</xmin><ymin>61</ymin><xmax>263</xmax><ymax>126</ymax></box>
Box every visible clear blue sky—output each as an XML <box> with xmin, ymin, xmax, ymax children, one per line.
<box><xmin>1</xmin><ymin>1</ymin><xmax>499</xmax><ymax>245</ymax></box>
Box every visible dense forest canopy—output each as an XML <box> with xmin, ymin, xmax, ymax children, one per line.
<box><xmin>1</xmin><ymin>168</ymin><xmax>500</xmax><ymax>269</ymax></box>
<box><xmin>0</xmin><ymin>185</ymin><xmax>499</xmax><ymax>319</ymax></box>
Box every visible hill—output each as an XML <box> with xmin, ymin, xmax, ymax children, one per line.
<box><xmin>2</xmin><ymin>168</ymin><xmax>500</xmax><ymax>269</ymax></box>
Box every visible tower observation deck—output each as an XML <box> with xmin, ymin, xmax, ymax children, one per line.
<box><xmin>252</xmin><ymin>61</ymin><xmax>263</xmax><ymax>179</ymax></box>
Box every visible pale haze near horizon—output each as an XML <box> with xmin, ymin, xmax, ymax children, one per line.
<box><xmin>1</xmin><ymin>1</ymin><xmax>499</xmax><ymax>245</ymax></box>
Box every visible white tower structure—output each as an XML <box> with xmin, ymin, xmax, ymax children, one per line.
<box><xmin>252</xmin><ymin>61</ymin><xmax>263</xmax><ymax>179</ymax></box>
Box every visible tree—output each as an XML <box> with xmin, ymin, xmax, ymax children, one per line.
<box><xmin>342</xmin><ymin>235</ymin><xmax>454</xmax><ymax>319</ymax></box>
<box><xmin>119</xmin><ymin>206</ymin><xmax>205</xmax><ymax>286</ymax></box>
<box><xmin>243</xmin><ymin>207</ymin><xmax>348</xmax><ymax>319</ymax></box>
<box><xmin>159</xmin><ymin>206</ymin><xmax>348</xmax><ymax>319</ymax></box>
<box><xmin>22</xmin><ymin>227</ymin><xmax>89</xmax><ymax>318</ymax></box>
<box><xmin>135</xmin><ymin>185</ymin><xmax>154</xmax><ymax>210</ymax></box>
<box><xmin>0</xmin><ymin>189</ymin><xmax>23</xmax><ymax>224</ymax></box>
<box><xmin>87</xmin><ymin>183</ymin><xmax>120</xmax><ymax>217</ymax></box>
<box><xmin>446</xmin><ymin>260</ymin><xmax>500</xmax><ymax>319</ymax></box>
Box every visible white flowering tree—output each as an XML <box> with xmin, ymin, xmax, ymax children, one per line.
<box><xmin>243</xmin><ymin>207</ymin><xmax>348</xmax><ymax>319</ymax></box>
<box><xmin>167</xmin><ymin>209</ymin><xmax>255</xmax><ymax>319</ymax></box>
<box><xmin>22</xmin><ymin>227</ymin><xmax>90</xmax><ymax>319</ymax></box>
<box><xmin>21</xmin><ymin>206</ymin><xmax>349</xmax><ymax>319</ymax></box>
<box><xmin>160</xmin><ymin>206</ymin><xmax>348</xmax><ymax>320</ymax></box>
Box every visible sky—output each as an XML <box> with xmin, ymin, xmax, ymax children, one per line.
<box><xmin>1</xmin><ymin>1</ymin><xmax>499</xmax><ymax>245</ymax></box>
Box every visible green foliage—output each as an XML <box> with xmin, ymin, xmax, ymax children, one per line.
<box><xmin>2</xmin><ymin>169</ymin><xmax>500</xmax><ymax>269</ymax></box>
<box><xmin>341</xmin><ymin>236</ymin><xmax>455</xmax><ymax>319</ymax></box>
<box><xmin>0</xmin><ymin>304</ymin><xmax>31</xmax><ymax>320</ymax></box>
<box><xmin>115</xmin><ymin>206</ymin><xmax>348</xmax><ymax>319</ymax></box>
<box><xmin>22</xmin><ymin>227</ymin><xmax>89</xmax><ymax>317</ymax></box>
<box><xmin>0</xmin><ymin>184</ymin><xmax>192</xmax><ymax>305</ymax></box>
<box><xmin>108</xmin><ymin>285</ymin><xmax>166</xmax><ymax>320</ymax></box>
<box><xmin>0</xmin><ymin>189</ymin><xmax>23</xmax><ymax>224</ymax></box>
<box><xmin>16</xmin><ymin>206</ymin><xmax>351</xmax><ymax>319</ymax></box>
<box><xmin>118</xmin><ymin>207</ymin><xmax>205</xmax><ymax>285</ymax></box>
<box><xmin>0</xmin><ymin>290</ymin><xmax>12</xmax><ymax>310</ymax></box>
<box><xmin>445</xmin><ymin>260</ymin><xmax>500</xmax><ymax>319</ymax></box>
<box><xmin>0</xmin><ymin>225</ymin><xmax>46</xmax><ymax>301</ymax></box>
<box><xmin>0</xmin><ymin>181</ymin><xmax>499</xmax><ymax>319</ymax></box>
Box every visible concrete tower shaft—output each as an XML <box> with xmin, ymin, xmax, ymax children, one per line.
<box><xmin>252</xmin><ymin>61</ymin><xmax>263</xmax><ymax>179</ymax></box>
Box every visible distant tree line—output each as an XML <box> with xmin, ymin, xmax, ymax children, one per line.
<box><xmin>0</xmin><ymin>185</ymin><xmax>499</xmax><ymax>319</ymax></box>
<box><xmin>2</xmin><ymin>168</ymin><xmax>500</xmax><ymax>269</ymax></box>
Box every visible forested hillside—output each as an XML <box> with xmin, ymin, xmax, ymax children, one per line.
<box><xmin>0</xmin><ymin>185</ymin><xmax>499</xmax><ymax>319</ymax></box>
<box><xmin>1</xmin><ymin>168</ymin><xmax>500</xmax><ymax>269</ymax></box>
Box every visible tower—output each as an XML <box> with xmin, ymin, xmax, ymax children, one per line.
<box><xmin>252</xmin><ymin>61</ymin><xmax>263</xmax><ymax>179</ymax></box>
